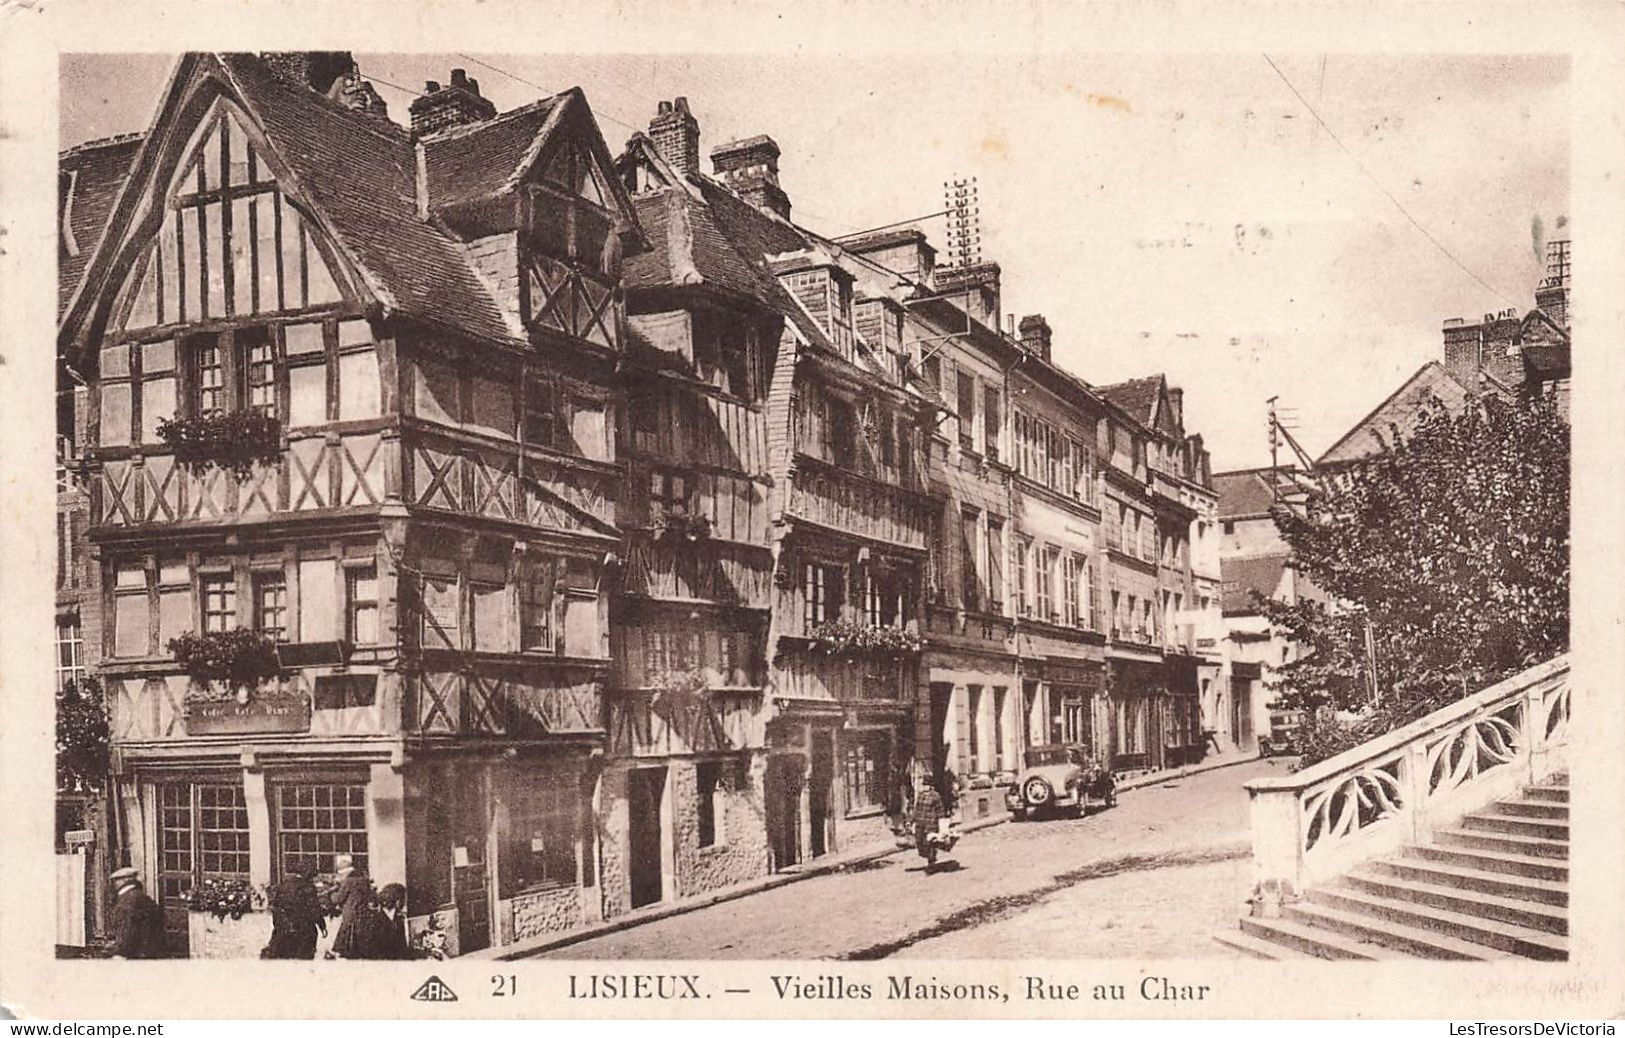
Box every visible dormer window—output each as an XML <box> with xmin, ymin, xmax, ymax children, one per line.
<box><xmin>523</xmin><ymin>142</ymin><xmax>623</xmax><ymax>350</ymax></box>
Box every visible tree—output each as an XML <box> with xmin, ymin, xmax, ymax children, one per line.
<box><xmin>57</xmin><ymin>677</ymin><xmax>111</xmax><ymax>794</ymax></box>
<box><xmin>1263</xmin><ymin>392</ymin><xmax>1569</xmax><ymax>732</ymax></box>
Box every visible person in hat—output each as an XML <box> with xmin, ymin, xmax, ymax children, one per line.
<box><xmin>911</xmin><ymin>778</ymin><xmax>946</xmax><ymax>874</ymax></box>
<box><xmin>266</xmin><ymin>865</ymin><xmax>326</xmax><ymax>959</ymax></box>
<box><xmin>107</xmin><ymin>866</ymin><xmax>167</xmax><ymax>959</ymax></box>
<box><xmin>364</xmin><ymin>883</ymin><xmax>412</xmax><ymax>961</ymax></box>
<box><xmin>325</xmin><ymin>853</ymin><xmax>377</xmax><ymax>959</ymax></box>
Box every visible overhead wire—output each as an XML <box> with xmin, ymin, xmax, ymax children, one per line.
<box><xmin>1261</xmin><ymin>53</ymin><xmax>1517</xmax><ymax>307</ymax></box>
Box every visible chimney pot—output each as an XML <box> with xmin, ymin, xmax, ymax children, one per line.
<box><xmin>450</xmin><ymin>68</ymin><xmax>469</xmax><ymax>87</ymax></box>
<box><xmin>425</xmin><ymin>80</ymin><xmax>440</xmax><ymax>93</ymax></box>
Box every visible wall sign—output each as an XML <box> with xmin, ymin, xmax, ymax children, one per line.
<box><xmin>186</xmin><ymin>692</ymin><xmax>311</xmax><ymax>736</ymax></box>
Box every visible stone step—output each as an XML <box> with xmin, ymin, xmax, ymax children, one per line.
<box><xmin>1435</xmin><ymin>827</ymin><xmax>1570</xmax><ymax>860</ymax></box>
<box><xmin>1340</xmin><ymin>869</ymin><xmax>1568</xmax><ymax>934</ymax></box>
<box><xmin>1283</xmin><ymin>900</ymin><xmax>1503</xmax><ymax>960</ymax></box>
<box><xmin>1487</xmin><ymin>798</ymin><xmax>1569</xmax><ymax>820</ymax></box>
<box><xmin>1461</xmin><ymin>812</ymin><xmax>1571</xmax><ymax>841</ymax></box>
<box><xmin>1237</xmin><ymin>913</ymin><xmax>1389</xmax><ymax>960</ymax></box>
<box><xmin>1306</xmin><ymin>886</ymin><xmax>1568</xmax><ymax>959</ymax></box>
<box><xmin>1212</xmin><ymin>928</ymin><xmax>1319</xmax><ymax>960</ymax></box>
<box><xmin>1525</xmin><ymin>784</ymin><xmax>1570</xmax><ymax>803</ymax></box>
<box><xmin>1371</xmin><ymin>856</ymin><xmax>1568</xmax><ymax>907</ymax></box>
<box><xmin>1405</xmin><ymin>843</ymin><xmax>1569</xmax><ymax>882</ymax></box>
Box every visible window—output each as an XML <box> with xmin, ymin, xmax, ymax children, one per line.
<box><xmin>113</xmin><ymin>562</ymin><xmax>149</xmax><ymax>658</ymax></box>
<box><xmin>275</xmin><ymin>783</ymin><xmax>368</xmax><ymax>879</ymax></box>
<box><xmin>922</xmin><ymin>353</ymin><xmax>941</xmax><ymax>389</ymax></box>
<box><xmin>987</xmin><ymin>518</ymin><xmax>1005</xmax><ymax>613</ymax></box>
<box><xmin>503</xmin><ymin>771</ymin><xmax>578</xmax><ymax>893</ymax></box>
<box><xmin>200</xmin><ymin>572</ymin><xmax>236</xmax><ymax>633</ymax></box>
<box><xmin>346</xmin><ymin>566</ymin><xmax>378</xmax><ymax>645</ymax></box>
<box><xmin>157</xmin><ymin>782</ymin><xmax>250</xmax><ymax>904</ymax></box>
<box><xmin>697</xmin><ymin>761</ymin><xmax>721</xmax><ymax>848</ymax></box>
<box><xmin>1034</xmin><ymin>544</ymin><xmax>1053</xmax><ymax>620</ymax></box>
<box><xmin>802</xmin><ymin>562</ymin><xmax>841</xmax><ymax>627</ymax></box>
<box><xmin>825</xmin><ymin>396</ymin><xmax>856</xmax><ymax>468</ymax></box>
<box><xmin>1072</xmin><ymin>437</ymin><xmax>1093</xmax><ymax>503</ymax></box>
<box><xmin>421</xmin><ymin>572</ymin><xmax>461</xmax><ymax>649</ymax></box>
<box><xmin>960</xmin><ymin>508</ymin><xmax>982</xmax><ymax>611</ymax></box>
<box><xmin>651</xmin><ymin>470</ymin><xmax>689</xmax><ymax>522</ymax></box>
<box><xmin>524</xmin><ymin>380</ymin><xmax>560</xmax><ymax>448</ymax></box>
<box><xmin>843</xmin><ymin>732</ymin><xmax>888</xmax><ymax>815</ymax></box>
<box><xmin>521</xmin><ymin>559</ymin><xmax>557</xmax><ymax>651</ymax></box>
<box><xmin>194</xmin><ymin>337</ymin><xmax>225</xmax><ymax>416</ymax></box>
<box><xmin>983</xmin><ymin>386</ymin><xmax>1001</xmax><ymax>464</ymax></box>
<box><xmin>243</xmin><ymin>330</ymin><xmax>276</xmax><ymax>416</ymax></box>
<box><xmin>1012</xmin><ymin>537</ymin><xmax>1030</xmax><ymax>616</ymax></box>
<box><xmin>956</xmin><ymin>372</ymin><xmax>977</xmax><ymax>454</ymax></box>
<box><xmin>1064</xmin><ymin>554</ymin><xmax>1082</xmax><ymax>627</ymax></box>
<box><xmin>1042</xmin><ymin>547</ymin><xmax>1061</xmax><ymax>622</ymax></box>
<box><xmin>569</xmin><ymin>395</ymin><xmax>610</xmax><ymax>462</ymax></box>
<box><xmin>56</xmin><ymin>614</ymin><xmax>84</xmax><ymax>690</ymax></box>
<box><xmin>139</xmin><ymin>340</ymin><xmax>178</xmax><ymax>443</ymax></box>
<box><xmin>254</xmin><ymin>571</ymin><xmax>288</xmax><ymax>640</ymax></box>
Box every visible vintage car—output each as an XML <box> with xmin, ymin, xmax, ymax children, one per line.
<box><xmin>1005</xmin><ymin>744</ymin><xmax>1117</xmax><ymax>820</ymax></box>
<box><xmin>1257</xmin><ymin>707</ymin><xmax>1307</xmax><ymax>757</ymax></box>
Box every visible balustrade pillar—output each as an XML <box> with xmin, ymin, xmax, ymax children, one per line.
<box><xmin>1246</xmin><ymin>784</ymin><xmax>1302</xmax><ymax>918</ymax></box>
<box><xmin>1402</xmin><ymin>740</ymin><xmax>1431</xmax><ymax>845</ymax></box>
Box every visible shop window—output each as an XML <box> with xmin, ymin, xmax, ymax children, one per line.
<box><xmin>346</xmin><ymin>565</ymin><xmax>378</xmax><ymax>645</ymax></box>
<box><xmin>502</xmin><ymin>772</ymin><xmax>578</xmax><ymax>894</ymax></box>
<box><xmin>842</xmin><ymin>732</ymin><xmax>888</xmax><ymax>815</ymax></box>
<box><xmin>157</xmin><ymin>782</ymin><xmax>250</xmax><ymax>904</ymax></box>
<box><xmin>253</xmin><ymin>570</ymin><xmax>288</xmax><ymax>641</ymax></box>
<box><xmin>275</xmin><ymin>783</ymin><xmax>369</xmax><ymax>878</ymax></box>
<box><xmin>200</xmin><ymin>572</ymin><xmax>236</xmax><ymax>633</ymax></box>
<box><xmin>696</xmin><ymin>761</ymin><xmax>721</xmax><ymax>848</ymax></box>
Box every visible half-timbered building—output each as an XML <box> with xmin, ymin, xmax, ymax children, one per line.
<box><xmin>58</xmin><ymin>51</ymin><xmax>647</xmax><ymax>956</ymax></box>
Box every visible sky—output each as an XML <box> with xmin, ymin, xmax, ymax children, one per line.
<box><xmin>60</xmin><ymin>51</ymin><xmax>1569</xmax><ymax>471</ymax></box>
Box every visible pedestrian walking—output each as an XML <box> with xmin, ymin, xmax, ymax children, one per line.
<box><xmin>107</xmin><ymin>866</ymin><xmax>167</xmax><ymax>959</ymax></box>
<box><xmin>265</xmin><ymin>867</ymin><xmax>326</xmax><ymax>959</ymax></box>
<box><xmin>325</xmin><ymin>854</ymin><xmax>377</xmax><ymax>959</ymax></box>
<box><xmin>912</xmin><ymin>779</ymin><xmax>946</xmax><ymax>873</ymax></box>
<box><xmin>365</xmin><ymin>883</ymin><xmax>413</xmax><ymax>960</ymax></box>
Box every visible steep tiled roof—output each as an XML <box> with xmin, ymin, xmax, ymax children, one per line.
<box><xmin>1214</xmin><ymin>469</ymin><xmax>1277</xmax><ymax>519</ymax></box>
<box><xmin>1221</xmin><ymin>554</ymin><xmax>1288</xmax><ymax>615</ymax></box>
<box><xmin>59</xmin><ymin>134</ymin><xmax>143</xmax><ymax>318</ymax></box>
<box><xmin>420</xmin><ymin>95</ymin><xmax>568</xmax><ymax>211</ymax></box>
<box><xmin>1098</xmin><ymin>375</ymin><xmax>1163</xmax><ymax>425</ymax></box>
<box><xmin>1317</xmin><ymin>361</ymin><xmax>1472</xmax><ymax>466</ymax></box>
<box><xmin>214</xmin><ymin>54</ymin><xmax>518</xmax><ymax>345</ymax></box>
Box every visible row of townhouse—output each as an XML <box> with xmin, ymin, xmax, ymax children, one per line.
<box><xmin>53</xmin><ymin>52</ymin><xmax>1221</xmax><ymax>958</ymax></box>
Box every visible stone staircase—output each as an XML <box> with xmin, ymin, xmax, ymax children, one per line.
<box><xmin>1217</xmin><ymin>774</ymin><xmax>1568</xmax><ymax>960</ymax></box>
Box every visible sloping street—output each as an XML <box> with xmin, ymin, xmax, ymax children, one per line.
<box><xmin>540</xmin><ymin>758</ymin><xmax>1288</xmax><ymax>959</ymax></box>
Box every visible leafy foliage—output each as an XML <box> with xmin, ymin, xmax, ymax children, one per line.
<box><xmin>1264</xmin><ymin>393</ymin><xmax>1568</xmax><ymax>752</ymax></box>
<box><xmin>655</xmin><ymin>512</ymin><xmax>712</xmax><ymax>541</ymax></box>
<box><xmin>168</xmin><ymin>629</ymin><xmax>282</xmax><ymax>688</ymax></box>
<box><xmin>186</xmin><ymin>877</ymin><xmax>264</xmax><ymax>920</ymax></box>
<box><xmin>57</xmin><ymin>677</ymin><xmax>110</xmax><ymax>794</ymax></box>
<box><xmin>807</xmin><ymin>619</ymin><xmax>925</xmax><ymax>657</ymax></box>
<box><xmin>155</xmin><ymin>410</ymin><xmax>282</xmax><ymax>481</ymax></box>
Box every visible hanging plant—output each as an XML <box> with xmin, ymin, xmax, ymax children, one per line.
<box><xmin>155</xmin><ymin>410</ymin><xmax>283</xmax><ymax>481</ymax></box>
<box><xmin>186</xmin><ymin>877</ymin><xmax>264</xmax><ymax>920</ymax></box>
<box><xmin>168</xmin><ymin>629</ymin><xmax>282</xmax><ymax>689</ymax></box>
<box><xmin>807</xmin><ymin>619</ymin><xmax>924</xmax><ymax>657</ymax></box>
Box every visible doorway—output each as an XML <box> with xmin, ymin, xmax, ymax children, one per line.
<box><xmin>808</xmin><ymin>730</ymin><xmax>834</xmax><ymax>858</ymax></box>
<box><xmin>929</xmin><ymin>682</ymin><xmax>954</xmax><ymax>789</ymax></box>
<box><xmin>627</xmin><ymin>768</ymin><xmax>666</xmax><ymax>909</ymax></box>
<box><xmin>764</xmin><ymin>755</ymin><xmax>803</xmax><ymax>871</ymax></box>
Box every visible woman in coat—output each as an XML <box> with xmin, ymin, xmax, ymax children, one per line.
<box><xmin>366</xmin><ymin>883</ymin><xmax>413</xmax><ymax>960</ymax></box>
<box><xmin>325</xmin><ymin>854</ymin><xmax>376</xmax><ymax>959</ymax></box>
<box><xmin>266</xmin><ymin>867</ymin><xmax>325</xmax><ymax>959</ymax></box>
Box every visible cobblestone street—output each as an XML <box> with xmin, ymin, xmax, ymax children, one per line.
<box><xmin>542</xmin><ymin>758</ymin><xmax>1289</xmax><ymax>960</ymax></box>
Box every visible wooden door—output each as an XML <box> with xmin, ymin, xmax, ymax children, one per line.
<box><xmin>763</xmin><ymin>755</ymin><xmax>802</xmax><ymax>872</ymax></box>
<box><xmin>452</xmin><ymin>769</ymin><xmax>491</xmax><ymax>953</ymax></box>
<box><xmin>808</xmin><ymin>731</ymin><xmax>833</xmax><ymax>858</ymax></box>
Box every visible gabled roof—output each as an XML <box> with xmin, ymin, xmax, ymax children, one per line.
<box><xmin>1221</xmin><ymin>554</ymin><xmax>1288</xmax><ymax>615</ymax></box>
<box><xmin>1214</xmin><ymin>469</ymin><xmax>1277</xmax><ymax>519</ymax></box>
<box><xmin>420</xmin><ymin>94</ymin><xmax>569</xmax><ymax>212</ymax></box>
<box><xmin>1317</xmin><ymin>361</ymin><xmax>1473</xmax><ymax>466</ymax></box>
<box><xmin>59</xmin><ymin>134</ymin><xmax>143</xmax><ymax>318</ymax></box>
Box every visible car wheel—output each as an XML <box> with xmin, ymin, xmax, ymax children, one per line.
<box><xmin>1022</xmin><ymin>776</ymin><xmax>1053</xmax><ymax>809</ymax></box>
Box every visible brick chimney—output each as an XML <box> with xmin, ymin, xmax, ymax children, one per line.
<box><xmin>649</xmin><ymin>97</ymin><xmax>700</xmax><ymax>177</ymax></box>
<box><xmin>1018</xmin><ymin>313</ymin><xmax>1052</xmax><ymax>362</ymax></box>
<box><xmin>711</xmin><ymin>136</ymin><xmax>791</xmax><ymax>220</ymax></box>
<box><xmin>260</xmin><ymin>52</ymin><xmax>355</xmax><ymax>95</ymax></box>
<box><xmin>409</xmin><ymin>68</ymin><xmax>497</xmax><ymax>138</ymax></box>
<box><xmin>936</xmin><ymin>262</ymin><xmax>1002</xmax><ymax>331</ymax></box>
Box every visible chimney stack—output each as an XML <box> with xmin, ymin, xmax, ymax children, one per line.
<box><xmin>935</xmin><ymin>262</ymin><xmax>1002</xmax><ymax>330</ymax></box>
<box><xmin>1017</xmin><ymin>313</ymin><xmax>1052</xmax><ymax>362</ymax></box>
<box><xmin>711</xmin><ymin>136</ymin><xmax>791</xmax><ymax>220</ymax></box>
<box><xmin>1167</xmin><ymin>386</ymin><xmax>1184</xmax><ymax>430</ymax></box>
<box><xmin>409</xmin><ymin>68</ymin><xmax>497</xmax><ymax>138</ymax></box>
<box><xmin>649</xmin><ymin>97</ymin><xmax>701</xmax><ymax>177</ymax></box>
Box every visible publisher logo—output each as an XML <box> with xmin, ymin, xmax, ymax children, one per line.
<box><xmin>410</xmin><ymin>975</ymin><xmax>459</xmax><ymax>1002</ymax></box>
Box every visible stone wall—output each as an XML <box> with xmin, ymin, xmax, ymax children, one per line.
<box><xmin>501</xmin><ymin>885</ymin><xmax>582</xmax><ymax>945</ymax></box>
<box><xmin>837</xmin><ymin>808</ymin><xmax>896</xmax><ymax>854</ymax></box>
<box><xmin>596</xmin><ymin>768</ymin><xmax>629</xmax><ymax>919</ymax></box>
<box><xmin>671</xmin><ymin>754</ymin><xmax>769</xmax><ymax>899</ymax></box>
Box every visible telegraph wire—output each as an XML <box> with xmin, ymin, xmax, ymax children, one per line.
<box><xmin>1261</xmin><ymin>53</ymin><xmax>1516</xmax><ymax>307</ymax></box>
